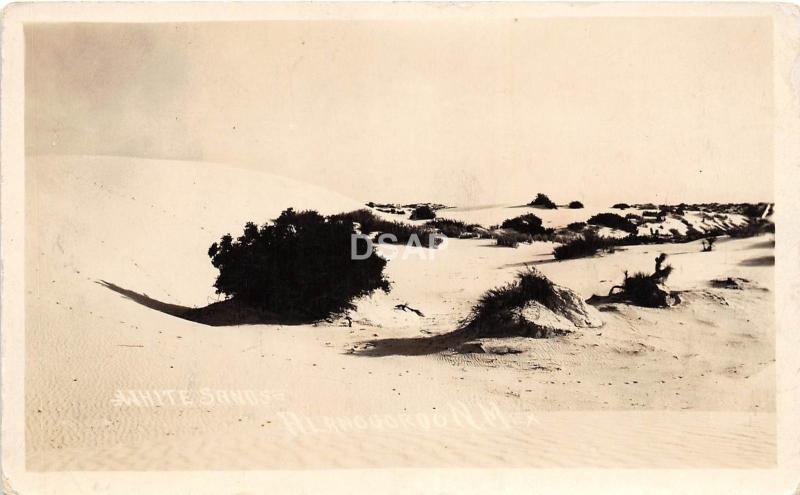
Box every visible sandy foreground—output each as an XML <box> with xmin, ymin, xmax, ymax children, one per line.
<box><xmin>25</xmin><ymin>156</ymin><xmax>774</xmax><ymax>470</ymax></box>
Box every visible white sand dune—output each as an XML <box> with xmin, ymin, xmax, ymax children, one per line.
<box><xmin>399</xmin><ymin>203</ymin><xmax>752</xmax><ymax>241</ymax></box>
<box><xmin>429</xmin><ymin>204</ymin><xmax>623</xmax><ymax>228</ymax></box>
<box><xmin>26</xmin><ymin>155</ymin><xmax>775</xmax><ymax>470</ymax></box>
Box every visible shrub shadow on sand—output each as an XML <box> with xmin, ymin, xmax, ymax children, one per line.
<box><xmin>739</xmin><ymin>256</ymin><xmax>774</xmax><ymax>266</ymax></box>
<box><xmin>351</xmin><ymin>327</ymin><xmax>482</xmax><ymax>357</ymax></box>
<box><xmin>748</xmin><ymin>239</ymin><xmax>775</xmax><ymax>249</ymax></box>
<box><xmin>97</xmin><ymin>280</ymin><xmax>314</xmax><ymax>326</ymax></box>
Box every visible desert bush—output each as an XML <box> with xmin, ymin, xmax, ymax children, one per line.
<box><xmin>567</xmin><ymin>221</ymin><xmax>587</xmax><ymax>232</ymax></box>
<box><xmin>529</xmin><ymin>193</ymin><xmax>557</xmax><ymax>209</ymax></box>
<box><xmin>678</xmin><ymin>218</ymin><xmax>702</xmax><ymax>239</ymax></box>
<box><xmin>495</xmin><ymin>230</ymin><xmax>533</xmax><ymax>248</ymax></box>
<box><xmin>425</xmin><ymin>218</ymin><xmax>481</xmax><ymax>238</ymax></box>
<box><xmin>330</xmin><ymin>209</ymin><xmax>438</xmax><ymax>246</ymax></box>
<box><xmin>728</xmin><ymin>218</ymin><xmax>774</xmax><ymax>238</ymax></box>
<box><xmin>610</xmin><ymin>234</ymin><xmax>662</xmax><ymax>247</ymax></box>
<box><xmin>553</xmin><ymin>230</ymin><xmax>665</xmax><ymax>260</ymax></box>
<box><xmin>613</xmin><ymin>273</ymin><xmax>663</xmax><ymax>307</ymax></box>
<box><xmin>701</xmin><ymin>236</ymin><xmax>717</xmax><ymax>252</ymax></box>
<box><xmin>568</xmin><ymin>201</ymin><xmax>584</xmax><ymax>209</ymax></box>
<box><xmin>207</xmin><ymin>209</ymin><xmax>390</xmax><ymax>320</ymax></box>
<box><xmin>500</xmin><ymin>213</ymin><xmax>547</xmax><ymax>235</ymax></box>
<box><xmin>553</xmin><ymin>230</ymin><xmax>613</xmax><ymax>260</ymax></box>
<box><xmin>741</xmin><ymin>203</ymin><xmax>771</xmax><ymax>218</ymax></box>
<box><xmin>495</xmin><ymin>232</ymin><xmax>520</xmax><ymax>248</ymax></box>
<box><xmin>409</xmin><ymin>205</ymin><xmax>436</xmax><ymax>220</ymax></box>
<box><xmin>624</xmin><ymin>213</ymin><xmax>643</xmax><ymax>222</ymax></box>
<box><xmin>611</xmin><ymin>203</ymin><xmax>631</xmax><ymax>209</ymax></box>
<box><xmin>608</xmin><ymin>253</ymin><xmax>675</xmax><ymax>307</ymax></box>
<box><xmin>587</xmin><ymin>212</ymin><xmax>638</xmax><ymax>234</ymax></box>
<box><xmin>529</xmin><ymin>230</ymin><xmax>571</xmax><ymax>243</ymax></box>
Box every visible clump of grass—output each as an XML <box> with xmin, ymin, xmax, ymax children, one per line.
<box><xmin>463</xmin><ymin>268</ymin><xmax>600</xmax><ymax>338</ymax></box>
<box><xmin>470</xmin><ymin>269</ymin><xmax>556</xmax><ymax>319</ymax></box>
<box><xmin>568</xmin><ymin>201</ymin><xmax>584</xmax><ymax>209</ymax></box>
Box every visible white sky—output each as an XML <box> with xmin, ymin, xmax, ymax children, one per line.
<box><xmin>26</xmin><ymin>18</ymin><xmax>774</xmax><ymax>206</ymax></box>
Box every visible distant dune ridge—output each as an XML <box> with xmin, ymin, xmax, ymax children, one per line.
<box><xmin>26</xmin><ymin>155</ymin><xmax>775</xmax><ymax>470</ymax></box>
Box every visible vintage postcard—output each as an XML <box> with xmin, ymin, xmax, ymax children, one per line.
<box><xmin>2</xmin><ymin>2</ymin><xmax>799</xmax><ymax>494</ymax></box>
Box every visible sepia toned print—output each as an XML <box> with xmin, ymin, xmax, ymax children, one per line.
<box><xmin>3</xmin><ymin>3</ymin><xmax>800</xmax><ymax>494</ymax></box>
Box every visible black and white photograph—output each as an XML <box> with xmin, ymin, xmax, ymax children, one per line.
<box><xmin>2</xmin><ymin>3</ymin><xmax>799</xmax><ymax>494</ymax></box>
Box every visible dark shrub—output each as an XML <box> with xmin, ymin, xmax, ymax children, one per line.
<box><xmin>611</xmin><ymin>203</ymin><xmax>631</xmax><ymax>209</ymax></box>
<box><xmin>529</xmin><ymin>193</ymin><xmax>557</xmax><ymax>209</ymax></box>
<box><xmin>608</xmin><ymin>254</ymin><xmax>675</xmax><ymax>307</ymax></box>
<box><xmin>741</xmin><ymin>203</ymin><xmax>771</xmax><ymax>218</ymax></box>
<box><xmin>425</xmin><ymin>218</ymin><xmax>481</xmax><ymax>238</ymax></box>
<box><xmin>728</xmin><ymin>218</ymin><xmax>774</xmax><ymax>238</ymax></box>
<box><xmin>611</xmin><ymin>234</ymin><xmax>662</xmax><ymax>247</ymax></box>
<box><xmin>679</xmin><ymin>218</ymin><xmax>702</xmax><ymax>240</ymax></box>
<box><xmin>495</xmin><ymin>230</ymin><xmax>533</xmax><ymax>248</ymax></box>
<box><xmin>568</xmin><ymin>201</ymin><xmax>584</xmax><ymax>209</ymax></box>
<box><xmin>500</xmin><ymin>213</ymin><xmax>547</xmax><ymax>235</ymax></box>
<box><xmin>567</xmin><ymin>221</ymin><xmax>587</xmax><ymax>232</ymax></box>
<box><xmin>208</xmin><ymin>209</ymin><xmax>390</xmax><ymax>320</ymax></box>
<box><xmin>702</xmin><ymin>236</ymin><xmax>717</xmax><ymax>252</ymax></box>
<box><xmin>614</xmin><ymin>273</ymin><xmax>664</xmax><ymax>307</ymax></box>
<box><xmin>624</xmin><ymin>213</ymin><xmax>643</xmax><ymax>222</ymax></box>
<box><xmin>330</xmin><ymin>209</ymin><xmax>438</xmax><ymax>246</ymax></box>
<box><xmin>410</xmin><ymin>205</ymin><xmax>436</xmax><ymax>220</ymax></box>
<box><xmin>529</xmin><ymin>229</ymin><xmax>571</xmax><ymax>243</ymax></box>
<box><xmin>587</xmin><ymin>213</ymin><xmax>638</xmax><ymax>234</ymax></box>
<box><xmin>495</xmin><ymin>232</ymin><xmax>520</xmax><ymax>248</ymax></box>
<box><xmin>553</xmin><ymin>231</ymin><xmax>612</xmax><ymax>260</ymax></box>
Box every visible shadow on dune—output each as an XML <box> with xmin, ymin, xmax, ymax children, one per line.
<box><xmin>739</xmin><ymin>256</ymin><xmax>774</xmax><ymax>267</ymax></box>
<box><xmin>96</xmin><ymin>280</ymin><xmax>314</xmax><ymax>327</ymax></box>
<box><xmin>499</xmin><ymin>258</ymin><xmax>562</xmax><ymax>269</ymax></box>
<box><xmin>351</xmin><ymin>327</ymin><xmax>481</xmax><ymax>357</ymax></box>
<box><xmin>748</xmin><ymin>239</ymin><xmax>775</xmax><ymax>249</ymax></box>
